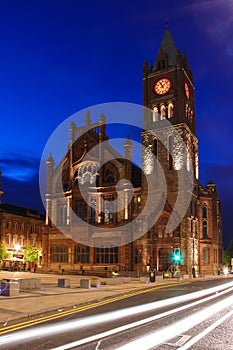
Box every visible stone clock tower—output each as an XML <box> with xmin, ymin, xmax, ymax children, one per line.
<box><xmin>139</xmin><ymin>26</ymin><xmax>200</xmax><ymax>274</ymax></box>
<box><xmin>143</xmin><ymin>26</ymin><xmax>196</xmax><ymax>135</ymax></box>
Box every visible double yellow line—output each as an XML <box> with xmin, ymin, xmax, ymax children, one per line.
<box><xmin>0</xmin><ymin>283</ymin><xmax>176</xmax><ymax>335</ymax></box>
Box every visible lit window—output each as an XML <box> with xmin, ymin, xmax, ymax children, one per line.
<box><xmin>12</xmin><ymin>234</ymin><xmax>18</xmax><ymax>245</ymax></box>
<box><xmin>103</xmin><ymin>195</ymin><xmax>115</xmax><ymax>224</ymax></box>
<box><xmin>152</xmin><ymin>106</ymin><xmax>159</xmax><ymax>122</ymax></box>
<box><xmin>168</xmin><ymin>103</ymin><xmax>174</xmax><ymax>118</ymax></box>
<box><xmin>160</xmin><ymin>105</ymin><xmax>166</xmax><ymax>119</ymax></box>
<box><xmin>133</xmin><ymin>196</ymin><xmax>141</xmax><ymax>213</ymax></box>
<box><xmin>187</xmin><ymin>151</ymin><xmax>191</xmax><ymax>172</ymax></box>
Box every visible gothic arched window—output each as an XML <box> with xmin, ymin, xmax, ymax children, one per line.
<box><xmin>202</xmin><ymin>205</ymin><xmax>207</xmax><ymax>219</ymax></box>
<box><xmin>90</xmin><ymin>196</ymin><xmax>96</xmax><ymax>223</ymax></box>
<box><xmin>103</xmin><ymin>195</ymin><xmax>115</xmax><ymax>224</ymax></box>
<box><xmin>153</xmin><ymin>138</ymin><xmax>158</xmax><ymax>169</ymax></box>
<box><xmin>168</xmin><ymin>135</ymin><xmax>173</xmax><ymax>170</ymax></box>
<box><xmin>58</xmin><ymin>204</ymin><xmax>67</xmax><ymax>226</ymax></box>
<box><xmin>168</xmin><ymin>102</ymin><xmax>174</xmax><ymax>118</ymax></box>
<box><xmin>104</xmin><ymin>169</ymin><xmax>116</xmax><ymax>184</ymax></box>
<box><xmin>152</xmin><ymin>106</ymin><xmax>159</xmax><ymax>122</ymax></box>
<box><xmin>5</xmin><ymin>233</ymin><xmax>11</xmax><ymax>246</ymax></box>
<box><xmin>19</xmin><ymin>235</ymin><xmax>25</xmax><ymax>247</ymax></box>
<box><xmin>203</xmin><ymin>221</ymin><xmax>208</xmax><ymax>238</ymax></box>
<box><xmin>74</xmin><ymin>245</ymin><xmax>90</xmax><ymax>263</ymax></box>
<box><xmin>160</xmin><ymin>105</ymin><xmax>166</xmax><ymax>120</ymax></box>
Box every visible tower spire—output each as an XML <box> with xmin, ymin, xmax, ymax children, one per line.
<box><xmin>159</xmin><ymin>26</ymin><xmax>178</xmax><ymax>66</ymax></box>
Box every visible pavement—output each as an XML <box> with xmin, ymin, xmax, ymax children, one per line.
<box><xmin>0</xmin><ymin>270</ymin><xmax>230</xmax><ymax>330</ymax></box>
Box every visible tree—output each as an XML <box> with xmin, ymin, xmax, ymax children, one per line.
<box><xmin>223</xmin><ymin>240</ymin><xmax>233</xmax><ymax>267</ymax></box>
<box><xmin>24</xmin><ymin>245</ymin><xmax>41</xmax><ymax>263</ymax></box>
<box><xmin>0</xmin><ymin>242</ymin><xmax>9</xmax><ymax>262</ymax></box>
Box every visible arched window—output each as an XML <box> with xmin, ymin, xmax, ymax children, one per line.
<box><xmin>203</xmin><ymin>248</ymin><xmax>209</xmax><ymax>263</ymax></box>
<box><xmin>202</xmin><ymin>205</ymin><xmax>207</xmax><ymax>219</ymax></box>
<box><xmin>12</xmin><ymin>234</ymin><xmax>18</xmax><ymax>245</ymax></box>
<box><xmin>5</xmin><ymin>233</ymin><xmax>11</xmax><ymax>246</ymax></box>
<box><xmin>74</xmin><ymin>245</ymin><xmax>90</xmax><ymax>263</ymax></box>
<box><xmin>104</xmin><ymin>169</ymin><xmax>116</xmax><ymax>184</ymax></box>
<box><xmin>58</xmin><ymin>204</ymin><xmax>67</xmax><ymax>226</ymax></box>
<box><xmin>160</xmin><ymin>105</ymin><xmax>166</xmax><ymax>120</ymax></box>
<box><xmin>187</xmin><ymin>151</ymin><xmax>191</xmax><ymax>172</ymax></box>
<box><xmin>203</xmin><ymin>221</ymin><xmax>208</xmax><ymax>238</ymax></box>
<box><xmin>19</xmin><ymin>235</ymin><xmax>25</xmax><ymax>247</ymax></box>
<box><xmin>153</xmin><ymin>138</ymin><xmax>158</xmax><ymax>169</ymax></box>
<box><xmin>104</xmin><ymin>195</ymin><xmax>115</xmax><ymax>224</ymax></box>
<box><xmin>134</xmin><ymin>248</ymin><xmax>142</xmax><ymax>264</ymax></box>
<box><xmin>90</xmin><ymin>196</ymin><xmax>96</xmax><ymax>223</ymax></box>
<box><xmin>168</xmin><ymin>103</ymin><xmax>174</xmax><ymax>118</ymax></box>
<box><xmin>133</xmin><ymin>195</ymin><xmax>141</xmax><ymax>213</ymax></box>
<box><xmin>152</xmin><ymin>106</ymin><xmax>159</xmax><ymax>122</ymax></box>
<box><xmin>168</xmin><ymin>135</ymin><xmax>173</xmax><ymax>170</ymax></box>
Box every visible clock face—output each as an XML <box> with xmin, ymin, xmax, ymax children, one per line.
<box><xmin>185</xmin><ymin>83</ymin><xmax>190</xmax><ymax>99</ymax></box>
<box><xmin>154</xmin><ymin>78</ymin><xmax>171</xmax><ymax>95</ymax></box>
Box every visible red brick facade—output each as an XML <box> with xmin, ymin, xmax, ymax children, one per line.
<box><xmin>43</xmin><ymin>28</ymin><xmax>223</xmax><ymax>276</ymax></box>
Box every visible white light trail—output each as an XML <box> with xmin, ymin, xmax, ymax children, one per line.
<box><xmin>115</xmin><ymin>294</ymin><xmax>233</xmax><ymax>350</ymax></box>
<box><xmin>0</xmin><ymin>281</ymin><xmax>233</xmax><ymax>348</ymax></box>
<box><xmin>50</xmin><ymin>284</ymin><xmax>233</xmax><ymax>350</ymax></box>
<box><xmin>178</xmin><ymin>308</ymin><xmax>233</xmax><ymax>350</ymax></box>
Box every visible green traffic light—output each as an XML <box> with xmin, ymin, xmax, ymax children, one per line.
<box><xmin>172</xmin><ymin>248</ymin><xmax>182</xmax><ymax>264</ymax></box>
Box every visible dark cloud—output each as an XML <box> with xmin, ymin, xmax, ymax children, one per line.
<box><xmin>0</xmin><ymin>150</ymin><xmax>39</xmax><ymax>181</ymax></box>
<box><xmin>0</xmin><ymin>150</ymin><xmax>45</xmax><ymax>214</ymax></box>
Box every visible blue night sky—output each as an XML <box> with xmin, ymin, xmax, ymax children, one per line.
<box><xmin>0</xmin><ymin>0</ymin><xmax>232</xmax><ymax>248</ymax></box>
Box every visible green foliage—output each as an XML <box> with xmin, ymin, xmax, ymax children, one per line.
<box><xmin>24</xmin><ymin>245</ymin><xmax>40</xmax><ymax>262</ymax></box>
<box><xmin>0</xmin><ymin>242</ymin><xmax>9</xmax><ymax>262</ymax></box>
<box><xmin>223</xmin><ymin>240</ymin><xmax>233</xmax><ymax>267</ymax></box>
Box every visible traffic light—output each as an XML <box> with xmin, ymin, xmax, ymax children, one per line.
<box><xmin>172</xmin><ymin>248</ymin><xmax>182</xmax><ymax>264</ymax></box>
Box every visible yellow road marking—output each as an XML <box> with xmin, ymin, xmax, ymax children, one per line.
<box><xmin>0</xmin><ymin>283</ymin><xmax>177</xmax><ymax>335</ymax></box>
